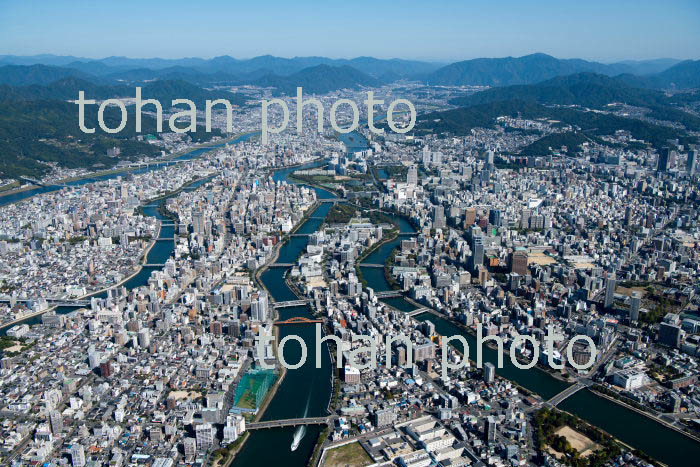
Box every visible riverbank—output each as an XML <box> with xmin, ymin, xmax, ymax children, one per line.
<box><xmin>0</xmin><ymin>131</ymin><xmax>255</xmax><ymax>199</ymax></box>
<box><xmin>226</xmin><ymin>190</ymin><xmax>327</xmax><ymax>464</ymax></box>
<box><xmin>589</xmin><ymin>388</ymin><xmax>700</xmax><ymax>443</ymax></box>
<box><xmin>0</xmin><ymin>173</ymin><xmax>213</xmax><ymax>332</ymax></box>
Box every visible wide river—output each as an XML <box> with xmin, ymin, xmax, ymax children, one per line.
<box><xmin>236</xmin><ymin>130</ymin><xmax>700</xmax><ymax>467</ymax></box>
<box><xmin>1</xmin><ymin>130</ymin><xmax>698</xmax><ymax>466</ymax></box>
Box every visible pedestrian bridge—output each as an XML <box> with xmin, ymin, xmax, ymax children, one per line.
<box><xmin>361</xmin><ymin>263</ymin><xmax>384</xmax><ymax>268</ymax></box>
<box><xmin>247</xmin><ymin>416</ymin><xmax>335</xmax><ymax>430</ymax></box>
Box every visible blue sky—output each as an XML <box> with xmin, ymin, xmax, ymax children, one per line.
<box><xmin>1</xmin><ymin>0</ymin><xmax>698</xmax><ymax>61</ymax></box>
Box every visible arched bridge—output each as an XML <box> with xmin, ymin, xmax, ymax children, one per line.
<box><xmin>274</xmin><ymin>317</ymin><xmax>323</xmax><ymax>325</ymax></box>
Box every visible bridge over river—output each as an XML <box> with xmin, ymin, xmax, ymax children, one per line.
<box><xmin>246</xmin><ymin>416</ymin><xmax>336</xmax><ymax>430</ymax></box>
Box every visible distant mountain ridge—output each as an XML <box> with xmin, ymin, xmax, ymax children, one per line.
<box><xmin>1</xmin><ymin>53</ymin><xmax>696</xmax><ymax>92</ymax></box>
<box><xmin>0</xmin><ymin>77</ymin><xmax>249</xmax><ymax>107</ymax></box>
<box><xmin>253</xmin><ymin>64</ymin><xmax>380</xmax><ymax>95</ymax></box>
<box><xmin>0</xmin><ymin>54</ymin><xmax>442</xmax><ymax>79</ymax></box>
<box><xmin>422</xmin><ymin>53</ymin><xmax>633</xmax><ymax>86</ymax></box>
<box><xmin>449</xmin><ymin>72</ymin><xmax>700</xmax><ymax>132</ymax></box>
<box><xmin>450</xmin><ymin>73</ymin><xmax>670</xmax><ymax>108</ymax></box>
<box><xmin>423</xmin><ymin>53</ymin><xmax>699</xmax><ymax>89</ymax></box>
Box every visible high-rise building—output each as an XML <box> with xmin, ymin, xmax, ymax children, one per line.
<box><xmin>192</xmin><ymin>210</ymin><xmax>205</xmax><ymax>234</ymax></box>
<box><xmin>488</xmin><ymin>209</ymin><xmax>502</xmax><ymax>227</ymax></box>
<box><xmin>196</xmin><ymin>423</ymin><xmax>214</xmax><ymax>451</ymax></box>
<box><xmin>688</xmin><ymin>149</ymin><xmax>697</xmax><ymax>176</ymax></box>
<box><xmin>184</xmin><ymin>437</ymin><xmax>197</xmax><ymax>462</ymax></box>
<box><xmin>604</xmin><ymin>278</ymin><xmax>617</xmax><ymax>309</ymax></box>
<box><xmin>49</xmin><ymin>410</ymin><xmax>63</xmax><ymax>435</ymax></box>
<box><xmin>422</xmin><ymin>147</ymin><xmax>431</xmax><ymax>166</ymax></box>
<box><xmin>406</xmin><ymin>164</ymin><xmax>418</xmax><ymax>186</ymax></box>
<box><xmin>251</xmin><ymin>291</ymin><xmax>268</xmax><ymax>322</ymax></box>
<box><xmin>223</xmin><ymin>415</ymin><xmax>245</xmax><ymax>444</ymax></box>
<box><xmin>485</xmin><ymin>416</ymin><xmax>498</xmax><ymax>444</ymax></box>
<box><xmin>137</xmin><ymin>329</ymin><xmax>151</xmax><ymax>348</ymax></box>
<box><xmin>464</xmin><ymin>208</ymin><xmax>477</xmax><ymax>228</ymax></box>
<box><xmin>486</xmin><ymin>149</ymin><xmax>495</xmax><ymax>166</ymax></box>
<box><xmin>510</xmin><ymin>249</ymin><xmax>529</xmax><ymax>276</ymax></box>
<box><xmin>630</xmin><ymin>291</ymin><xmax>641</xmax><ymax>322</ymax></box>
<box><xmin>433</xmin><ymin>205</ymin><xmax>446</xmax><ymax>229</ymax></box>
<box><xmin>471</xmin><ymin>236</ymin><xmax>484</xmax><ymax>272</ymax></box>
<box><xmin>657</xmin><ymin>147</ymin><xmax>671</xmax><ymax>172</ymax></box>
<box><xmin>483</xmin><ymin>362</ymin><xmax>495</xmax><ymax>383</ymax></box>
<box><xmin>70</xmin><ymin>444</ymin><xmax>86</xmax><ymax>467</ymax></box>
<box><xmin>100</xmin><ymin>361</ymin><xmax>113</xmax><ymax>377</ymax></box>
<box><xmin>624</xmin><ymin>206</ymin><xmax>633</xmax><ymax>226</ymax></box>
<box><xmin>659</xmin><ymin>314</ymin><xmax>683</xmax><ymax>348</ymax></box>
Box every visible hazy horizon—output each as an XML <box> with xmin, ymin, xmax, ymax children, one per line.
<box><xmin>0</xmin><ymin>52</ymin><xmax>694</xmax><ymax>66</ymax></box>
<box><xmin>1</xmin><ymin>0</ymin><xmax>699</xmax><ymax>62</ymax></box>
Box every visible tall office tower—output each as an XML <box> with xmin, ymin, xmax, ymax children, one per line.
<box><xmin>422</xmin><ymin>146</ymin><xmax>431</xmax><ymax>166</ymax></box>
<box><xmin>688</xmin><ymin>149</ymin><xmax>697</xmax><ymax>175</ymax></box>
<box><xmin>486</xmin><ymin>149</ymin><xmax>495</xmax><ymax>167</ymax></box>
<box><xmin>433</xmin><ymin>205</ymin><xmax>446</xmax><ymax>229</ymax></box>
<box><xmin>464</xmin><ymin>208</ymin><xmax>477</xmax><ymax>227</ymax></box>
<box><xmin>520</xmin><ymin>209</ymin><xmax>531</xmax><ymax>229</ymax></box>
<box><xmin>488</xmin><ymin>209</ymin><xmax>502</xmax><ymax>227</ymax></box>
<box><xmin>471</xmin><ymin>235</ymin><xmax>485</xmax><ymax>273</ymax></box>
<box><xmin>223</xmin><ymin>415</ymin><xmax>240</xmax><ymax>444</ymax></box>
<box><xmin>196</xmin><ymin>423</ymin><xmax>214</xmax><ymax>450</ymax></box>
<box><xmin>184</xmin><ymin>437</ymin><xmax>197</xmax><ymax>462</ymax></box>
<box><xmin>192</xmin><ymin>210</ymin><xmax>205</xmax><ymax>234</ymax></box>
<box><xmin>70</xmin><ymin>444</ymin><xmax>86</xmax><ymax>467</ymax></box>
<box><xmin>659</xmin><ymin>321</ymin><xmax>683</xmax><ymax>348</ymax></box>
<box><xmin>630</xmin><ymin>291</ymin><xmax>641</xmax><ymax>322</ymax></box>
<box><xmin>485</xmin><ymin>416</ymin><xmax>498</xmax><ymax>444</ymax></box>
<box><xmin>251</xmin><ymin>291</ymin><xmax>268</xmax><ymax>322</ymax></box>
<box><xmin>657</xmin><ymin>146</ymin><xmax>670</xmax><ymax>172</ymax></box>
<box><xmin>137</xmin><ymin>329</ymin><xmax>151</xmax><ymax>348</ymax></box>
<box><xmin>624</xmin><ymin>206</ymin><xmax>633</xmax><ymax>226</ymax></box>
<box><xmin>510</xmin><ymin>249</ymin><xmax>529</xmax><ymax>276</ymax></box>
<box><xmin>604</xmin><ymin>277</ymin><xmax>617</xmax><ymax>309</ymax></box>
<box><xmin>406</xmin><ymin>164</ymin><xmax>418</xmax><ymax>186</ymax></box>
<box><xmin>49</xmin><ymin>410</ymin><xmax>63</xmax><ymax>435</ymax></box>
<box><xmin>483</xmin><ymin>362</ymin><xmax>495</xmax><ymax>383</ymax></box>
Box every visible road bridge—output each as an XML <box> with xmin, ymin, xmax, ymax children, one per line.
<box><xmin>0</xmin><ymin>298</ymin><xmax>90</xmax><ymax>307</ymax></box>
<box><xmin>375</xmin><ymin>291</ymin><xmax>403</xmax><ymax>298</ymax></box>
<box><xmin>274</xmin><ymin>317</ymin><xmax>323</xmax><ymax>325</ymax></box>
<box><xmin>246</xmin><ymin>416</ymin><xmax>335</xmax><ymax>430</ymax></box>
<box><xmin>272</xmin><ymin>299</ymin><xmax>311</xmax><ymax>308</ymax></box>
<box><xmin>546</xmin><ymin>381</ymin><xmax>589</xmax><ymax>407</ymax></box>
<box><xmin>406</xmin><ymin>308</ymin><xmax>430</xmax><ymax>317</ymax></box>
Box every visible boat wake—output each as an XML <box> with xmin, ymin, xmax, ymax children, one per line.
<box><xmin>291</xmin><ymin>390</ymin><xmax>312</xmax><ymax>451</ymax></box>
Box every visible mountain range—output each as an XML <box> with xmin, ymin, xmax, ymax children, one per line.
<box><xmin>0</xmin><ymin>53</ymin><xmax>698</xmax><ymax>178</ymax></box>
<box><xmin>1</xmin><ymin>53</ymin><xmax>697</xmax><ymax>92</ymax></box>
<box><xmin>422</xmin><ymin>53</ymin><xmax>699</xmax><ymax>88</ymax></box>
